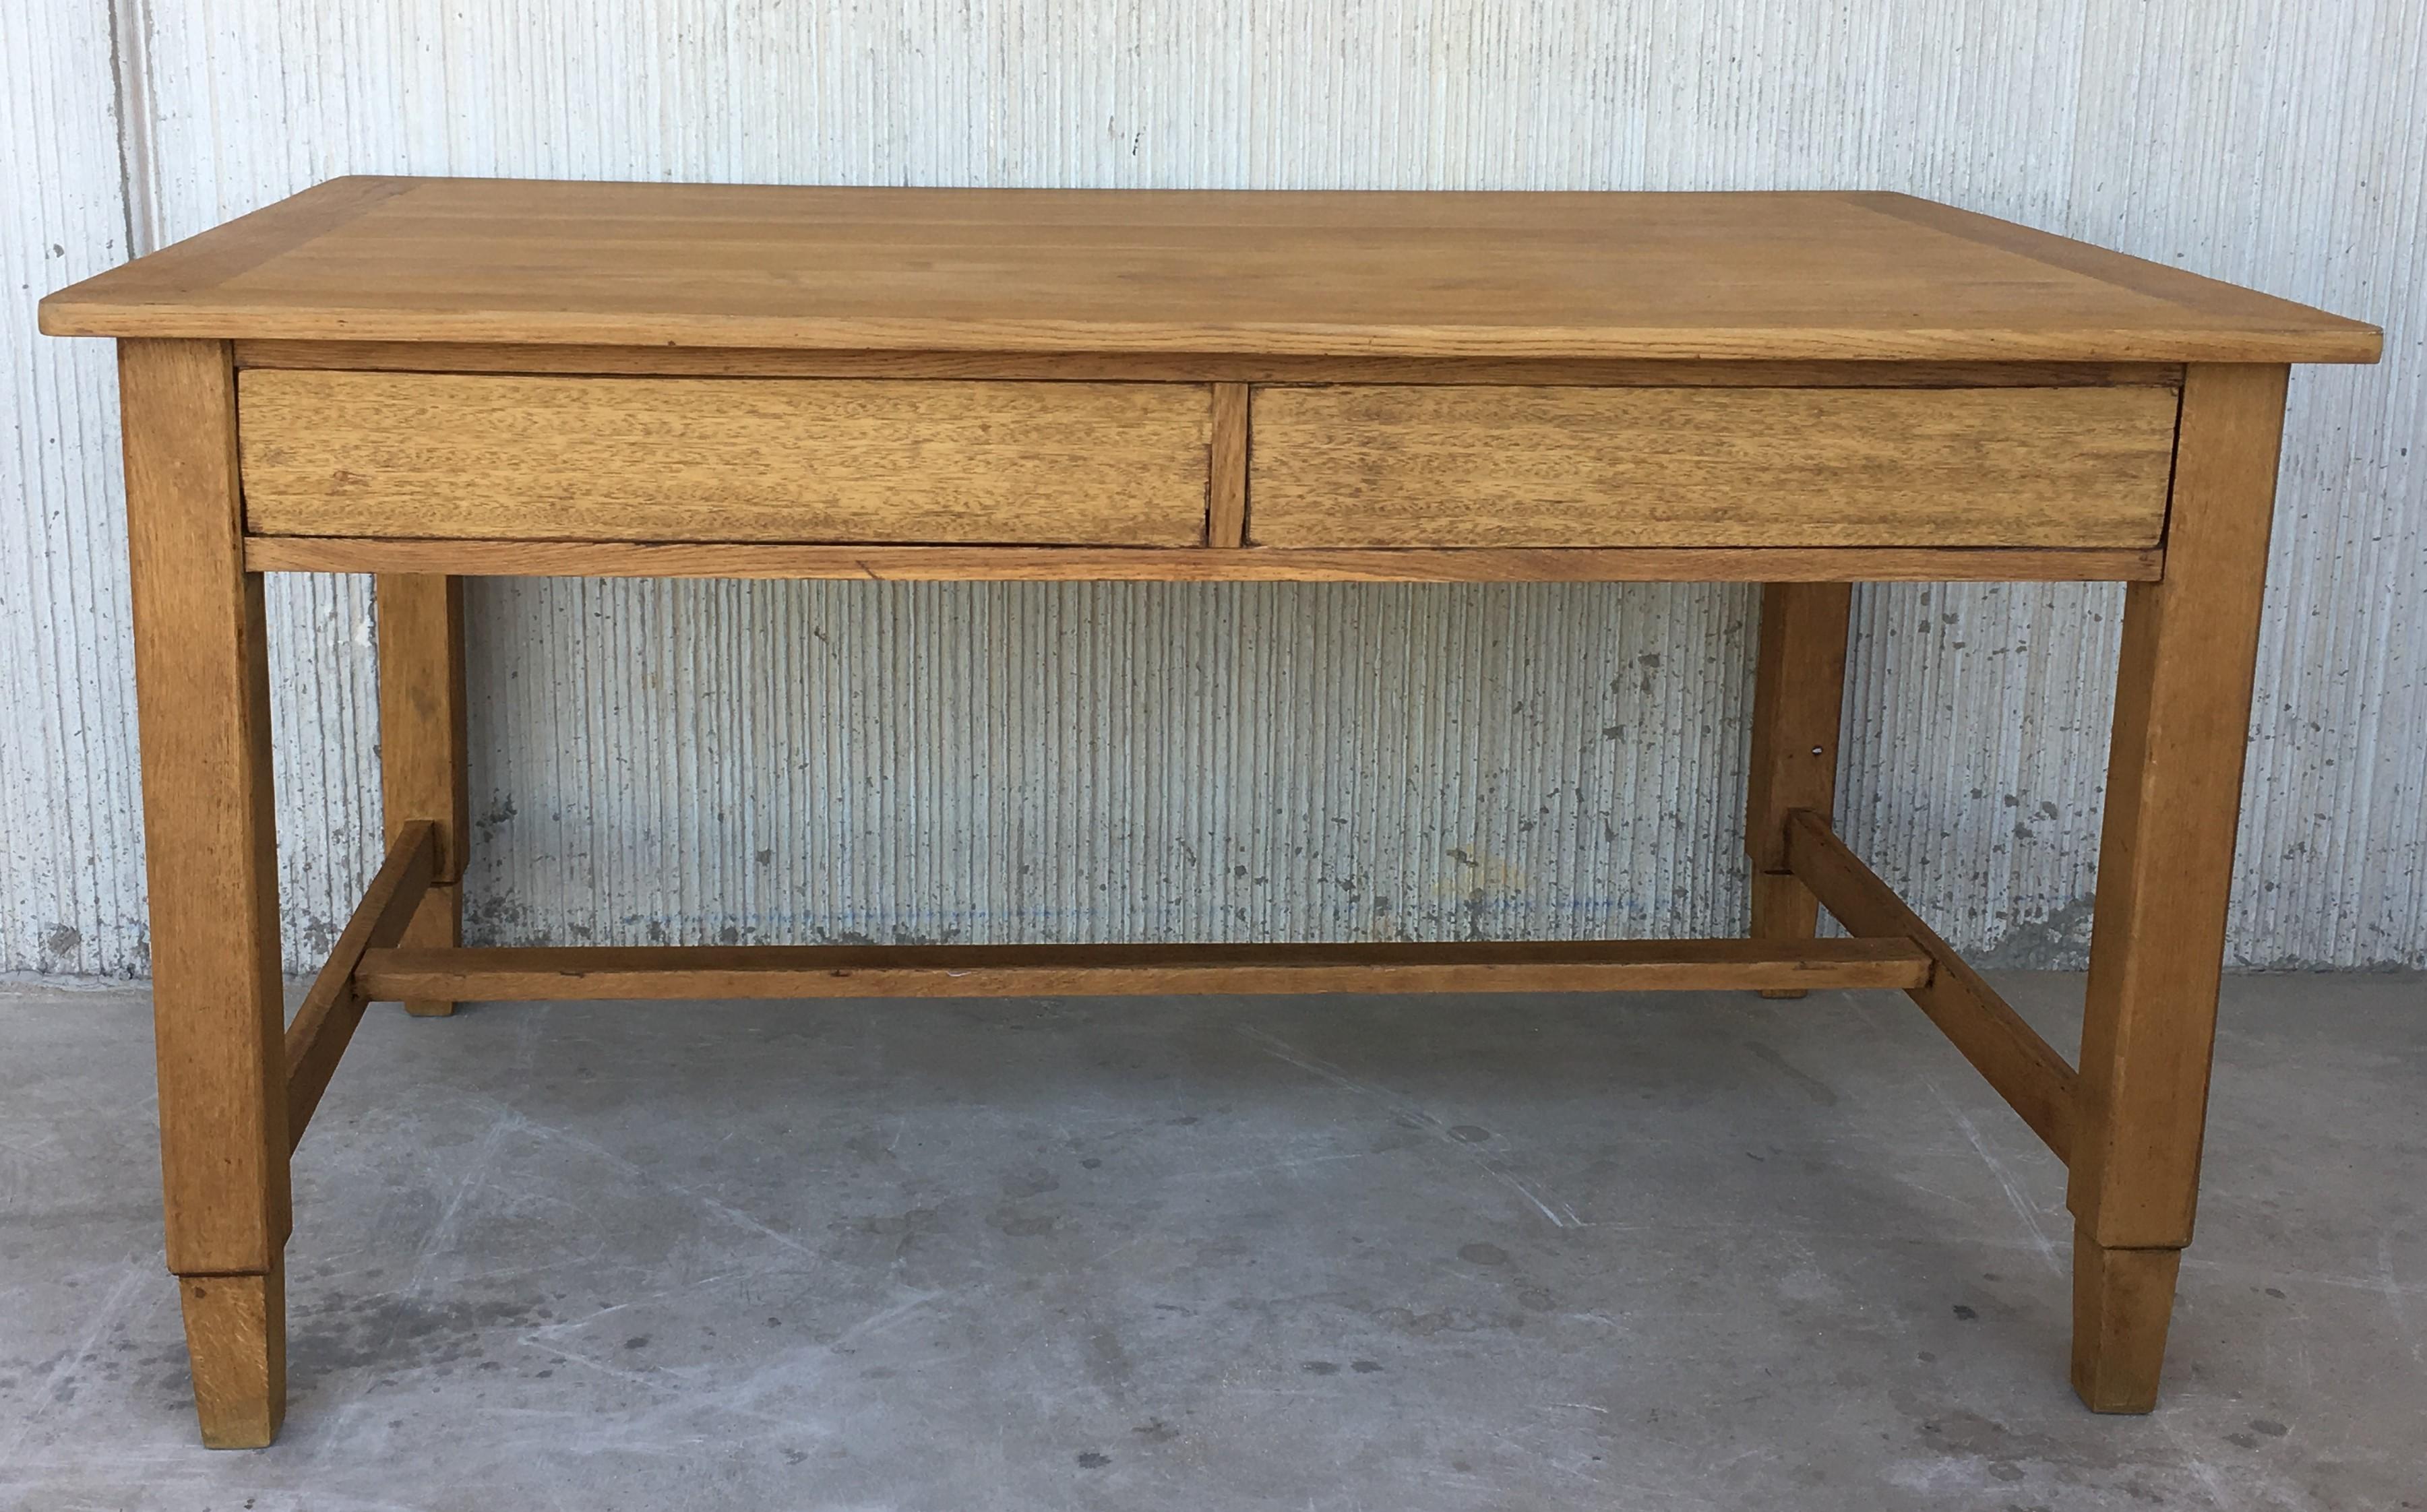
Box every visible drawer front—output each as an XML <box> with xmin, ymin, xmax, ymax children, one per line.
<box><xmin>239</xmin><ymin>371</ymin><xmax>1213</xmax><ymax>544</ymax></box>
<box><xmin>1248</xmin><ymin>385</ymin><xmax>2178</xmax><ymax>548</ymax></box>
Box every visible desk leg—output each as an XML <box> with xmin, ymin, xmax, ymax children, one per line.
<box><xmin>2067</xmin><ymin>363</ymin><xmax>2290</xmax><ymax>1412</ymax></box>
<box><xmin>1745</xmin><ymin>582</ymin><xmax>1854</xmax><ymax>997</ymax></box>
<box><xmin>375</xmin><ymin>574</ymin><xmax>468</xmax><ymax>1016</ymax></box>
<box><xmin>121</xmin><ymin>339</ymin><xmax>290</xmax><ymax>1447</ymax></box>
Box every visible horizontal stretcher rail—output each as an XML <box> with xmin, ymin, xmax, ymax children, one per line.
<box><xmin>1783</xmin><ymin>809</ymin><xmax>2081</xmax><ymax>1162</ymax></box>
<box><xmin>244</xmin><ymin>537</ymin><xmax>2167</xmax><ymax>584</ymax></box>
<box><xmin>353</xmin><ymin>937</ymin><xmax>1936</xmax><ymax>1003</ymax></box>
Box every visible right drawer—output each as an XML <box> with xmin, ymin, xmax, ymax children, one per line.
<box><xmin>1247</xmin><ymin>384</ymin><xmax>2179</xmax><ymax>549</ymax></box>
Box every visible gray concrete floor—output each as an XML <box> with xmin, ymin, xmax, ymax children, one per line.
<box><xmin>1</xmin><ymin>972</ymin><xmax>2421</xmax><ymax>1511</ymax></box>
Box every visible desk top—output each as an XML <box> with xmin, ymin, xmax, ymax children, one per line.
<box><xmin>40</xmin><ymin>177</ymin><xmax>2378</xmax><ymax>364</ymax></box>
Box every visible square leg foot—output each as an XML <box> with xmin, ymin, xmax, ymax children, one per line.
<box><xmin>2070</xmin><ymin>1228</ymin><xmax>2182</xmax><ymax>1414</ymax></box>
<box><xmin>179</xmin><ymin>1263</ymin><xmax>286</xmax><ymax>1448</ymax></box>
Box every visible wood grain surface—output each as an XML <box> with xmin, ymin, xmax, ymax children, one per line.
<box><xmin>231</xmin><ymin>342</ymin><xmax>2189</xmax><ymax>389</ymax></box>
<box><xmin>42</xmin><ymin>179</ymin><xmax>2380</xmax><ymax>362</ymax></box>
<box><xmin>353</xmin><ymin>937</ymin><xmax>1935</xmax><ymax>1001</ymax></box>
<box><xmin>1208</xmin><ymin>381</ymin><xmax>1248</xmax><ymax>546</ymax></box>
<box><xmin>1744</xmin><ymin>582</ymin><xmax>1854</xmax><ymax>996</ymax></box>
<box><xmin>374</xmin><ymin>573</ymin><xmax>468</xmax><ymax>1017</ymax></box>
<box><xmin>244</xmin><ymin>537</ymin><xmax>2165</xmax><ymax>583</ymax></box>
<box><xmin>1249</xmin><ymin>385</ymin><xmax>2180</xmax><ymax>548</ymax></box>
<box><xmin>2068</xmin><ymin>363</ymin><xmax>2294</xmax><ymax>1255</ymax></box>
<box><xmin>2071</xmin><ymin>1234</ymin><xmax>2186</xmax><ymax>1414</ymax></box>
<box><xmin>178</xmin><ymin>1269</ymin><xmax>284</xmax><ymax>1450</ymax></box>
<box><xmin>239</xmin><ymin>370</ymin><xmax>1214</xmax><ymax>544</ymax></box>
<box><xmin>120</xmin><ymin>339</ymin><xmax>292</xmax><ymax>1275</ymax></box>
<box><xmin>123</xmin><ymin>337</ymin><xmax>293</xmax><ymax>1447</ymax></box>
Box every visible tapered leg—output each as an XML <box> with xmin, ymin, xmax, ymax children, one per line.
<box><xmin>375</xmin><ymin>574</ymin><xmax>470</xmax><ymax>1016</ymax></box>
<box><xmin>2066</xmin><ymin>363</ymin><xmax>2291</xmax><ymax>1412</ymax></box>
<box><xmin>121</xmin><ymin>339</ymin><xmax>290</xmax><ymax>1447</ymax></box>
<box><xmin>2071</xmin><ymin>1226</ymin><xmax>2182</xmax><ymax>1412</ymax></box>
<box><xmin>179</xmin><ymin>1265</ymin><xmax>286</xmax><ymax>1449</ymax></box>
<box><xmin>1744</xmin><ymin>581</ymin><xmax>1854</xmax><ymax>997</ymax></box>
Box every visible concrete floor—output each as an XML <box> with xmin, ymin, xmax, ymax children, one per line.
<box><xmin>1</xmin><ymin>972</ymin><xmax>2420</xmax><ymax>1511</ymax></box>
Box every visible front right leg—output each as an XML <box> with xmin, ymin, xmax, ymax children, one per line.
<box><xmin>2065</xmin><ymin>363</ymin><xmax>2291</xmax><ymax>1412</ymax></box>
<box><xmin>121</xmin><ymin>338</ymin><xmax>292</xmax><ymax>1447</ymax></box>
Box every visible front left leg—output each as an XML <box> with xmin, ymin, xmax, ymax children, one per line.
<box><xmin>121</xmin><ymin>338</ymin><xmax>292</xmax><ymax>1447</ymax></box>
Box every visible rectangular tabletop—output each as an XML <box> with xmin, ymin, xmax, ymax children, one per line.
<box><xmin>39</xmin><ymin>178</ymin><xmax>2378</xmax><ymax>364</ymax></box>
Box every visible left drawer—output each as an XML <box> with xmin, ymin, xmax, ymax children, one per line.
<box><xmin>237</xmin><ymin>371</ymin><xmax>1215</xmax><ymax>545</ymax></box>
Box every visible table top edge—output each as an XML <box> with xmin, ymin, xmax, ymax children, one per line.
<box><xmin>37</xmin><ymin>176</ymin><xmax>2383</xmax><ymax>366</ymax></box>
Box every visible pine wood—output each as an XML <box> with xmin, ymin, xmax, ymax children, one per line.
<box><xmin>121</xmin><ymin>338</ymin><xmax>291</xmax><ymax>1448</ymax></box>
<box><xmin>1208</xmin><ymin>382</ymin><xmax>1249</xmax><ymax>546</ymax></box>
<box><xmin>2070</xmin><ymin>1231</ymin><xmax>2184</xmax><ymax>1414</ymax></box>
<box><xmin>375</xmin><ymin>576</ymin><xmax>468</xmax><ymax>1015</ymax></box>
<box><xmin>179</xmin><ymin>1267</ymin><xmax>285</xmax><ymax>1450</ymax></box>
<box><xmin>1744</xmin><ymin>584</ymin><xmax>1855</xmax><ymax>997</ymax></box>
<box><xmin>2062</xmin><ymin>363</ymin><xmax>2292</xmax><ymax>1412</ymax></box>
<box><xmin>122</xmin><ymin>340</ymin><xmax>291</xmax><ymax>1273</ymax></box>
<box><xmin>54</xmin><ymin>187</ymin><xmax>2374</xmax><ymax>1441</ymax></box>
<box><xmin>1785</xmin><ymin>811</ymin><xmax>2079</xmax><ymax>1160</ymax></box>
<box><xmin>283</xmin><ymin>823</ymin><xmax>437</xmax><ymax>1148</ymax></box>
<box><xmin>240</xmin><ymin>371</ymin><xmax>1214</xmax><ymax>544</ymax></box>
<box><xmin>245</xmin><ymin>538</ymin><xmax>2168</xmax><ymax>584</ymax></box>
<box><xmin>231</xmin><ymin>340</ymin><xmax>2188</xmax><ymax>389</ymax></box>
<box><xmin>1249</xmin><ymin>385</ymin><xmax>2178</xmax><ymax>548</ymax></box>
<box><xmin>40</xmin><ymin>179</ymin><xmax>2379</xmax><ymax>363</ymax></box>
<box><xmin>355</xmin><ymin>937</ymin><xmax>1935</xmax><ymax>1003</ymax></box>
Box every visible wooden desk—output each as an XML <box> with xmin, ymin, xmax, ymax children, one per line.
<box><xmin>40</xmin><ymin>179</ymin><xmax>2380</xmax><ymax>1447</ymax></box>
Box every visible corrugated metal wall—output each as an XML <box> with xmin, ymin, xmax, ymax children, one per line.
<box><xmin>6</xmin><ymin>0</ymin><xmax>2421</xmax><ymax>977</ymax></box>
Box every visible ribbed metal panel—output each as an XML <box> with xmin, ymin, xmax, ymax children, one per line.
<box><xmin>458</xmin><ymin>581</ymin><xmax>1757</xmax><ymax>949</ymax></box>
<box><xmin>1</xmin><ymin>1</ymin><xmax>148</xmax><ymax>977</ymax></box>
<box><xmin>5</xmin><ymin>0</ymin><xmax>2420</xmax><ymax>974</ymax></box>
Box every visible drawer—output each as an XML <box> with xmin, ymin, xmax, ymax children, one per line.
<box><xmin>1248</xmin><ymin>385</ymin><xmax>2178</xmax><ymax>549</ymax></box>
<box><xmin>238</xmin><ymin>371</ymin><xmax>1214</xmax><ymax>544</ymax></box>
